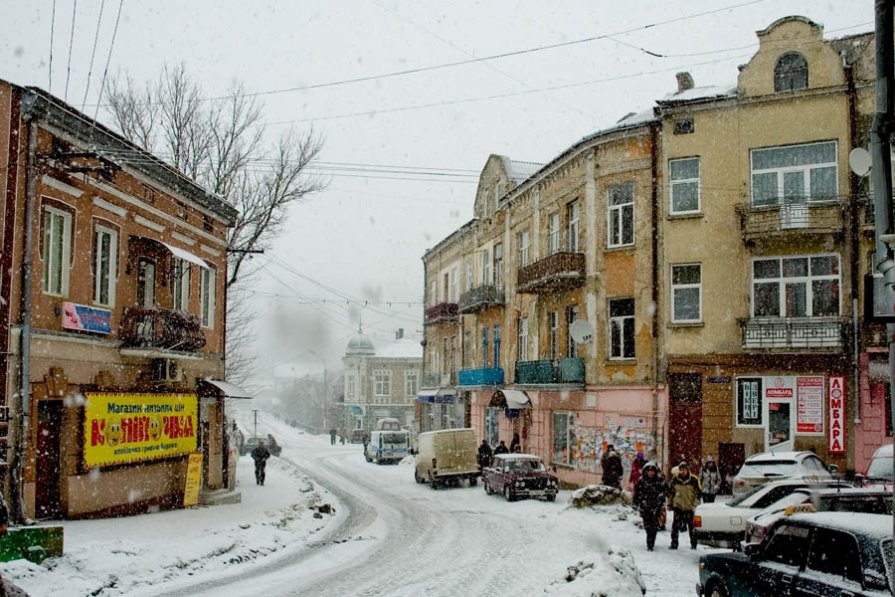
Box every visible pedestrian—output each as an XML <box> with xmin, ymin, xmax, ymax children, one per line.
<box><xmin>477</xmin><ymin>439</ymin><xmax>493</xmax><ymax>471</ymax></box>
<box><xmin>330</xmin><ymin>428</ymin><xmax>337</xmax><ymax>445</ymax></box>
<box><xmin>601</xmin><ymin>447</ymin><xmax>623</xmax><ymax>489</ymax></box>
<box><xmin>509</xmin><ymin>432</ymin><xmax>521</xmax><ymax>453</ymax></box>
<box><xmin>633</xmin><ymin>461</ymin><xmax>667</xmax><ymax>551</ymax></box>
<box><xmin>699</xmin><ymin>456</ymin><xmax>721</xmax><ymax>503</ymax></box>
<box><xmin>251</xmin><ymin>440</ymin><xmax>271</xmax><ymax>486</ymax></box>
<box><xmin>494</xmin><ymin>440</ymin><xmax>509</xmax><ymax>455</ymax></box>
<box><xmin>667</xmin><ymin>461</ymin><xmax>701</xmax><ymax>550</ymax></box>
<box><xmin>629</xmin><ymin>451</ymin><xmax>646</xmax><ymax>489</ymax></box>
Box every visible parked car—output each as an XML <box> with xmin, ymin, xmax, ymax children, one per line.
<box><xmin>414</xmin><ymin>428</ymin><xmax>479</xmax><ymax>488</ymax></box>
<box><xmin>743</xmin><ymin>486</ymin><xmax>894</xmax><ymax>544</ymax></box>
<box><xmin>364</xmin><ymin>429</ymin><xmax>411</xmax><ymax>464</ymax></box>
<box><xmin>731</xmin><ymin>451</ymin><xmax>834</xmax><ymax>496</ymax></box>
<box><xmin>349</xmin><ymin>429</ymin><xmax>370</xmax><ymax>445</ymax></box>
<box><xmin>860</xmin><ymin>443</ymin><xmax>893</xmax><ymax>487</ymax></box>
<box><xmin>240</xmin><ymin>436</ymin><xmax>281</xmax><ymax>457</ymax></box>
<box><xmin>693</xmin><ymin>479</ymin><xmax>850</xmax><ymax>548</ymax></box>
<box><xmin>482</xmin><ymin>454</ymin><xmax>559</xmax><ymax>502</ymax></box>
<box><xmin>697</xmin><ymin>513</ymin><xmax>893</xmax><ymax>597</ymax></box>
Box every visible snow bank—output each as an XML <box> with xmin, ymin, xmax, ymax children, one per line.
<box><xmin>569</xmin><ymin>485</ymin><xmax>632</xmax><ymax>508</ymax></box>
<box><xmin>546</xmin><ymin>546</ymin><xmax>646</xmax><ymax>596</ymax></box>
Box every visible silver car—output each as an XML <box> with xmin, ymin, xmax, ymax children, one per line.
<box><xmin>731</xmin><ymin>451</ymin><xmax>834</xmax><ymax>496</ymax></box>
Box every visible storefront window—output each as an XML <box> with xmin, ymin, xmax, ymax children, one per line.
<box><xmin>553</xmin><ymin>411</ymin><xmax>575</xmax><ymax>465</ymax></box>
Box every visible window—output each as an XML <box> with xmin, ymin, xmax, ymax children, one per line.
<box><xmin>443</xmin><ymin>272</ymin><xmax>449</xmax><ymax>303</ymax></box>
<box><xmin>42</xmin><ymin>205</ymin><xmax>72</xmax><ymax>296</ymax></box>
<box><xmin>762</xmin><ymin>524</ymin><xmax>810</xmax><ymax>568</ymax></box>
<box><xmin>518</xmin><ymin>230</ymin><xmax>530</xmax><ymax>267</ymax></box>
<box><xmin>137</xmin><ymin>258</ymin><xmax>156</xmax><ymax>308</ymax></box>
<box><xmin>805</xmin><ymin>529</ymin><xmax>862</xmax><ymax>583</ymax></box>
<box><xmin>404</xmin><ymin>371</ymin><xmax>418</xmax><ymax>397</ymax></box>
<box><xmin>669</xmin><ymin>158</ymin><xmax>700</xmax><ymax>214</ymax></box>
<box><xmin>463</xmin><ymin>331</ymin><xmax>472</xmax><ymax>367</ymax></box>
<box><xmin>567</xmin><ymin>200</ymin><xmax>580</xmax><ymax>252</ymax></box>
<box><xmin>465</xmin><ymin>261</ymin><xmax>473</xmax><ymax>292</ymax></box>
<box><xmin>518</xmin><ymin>317</ymin><xmax>529</xmax><ymax>361</ymax></box>
<box><xmin>737</xmin><ymin>377</ymin><xmax>763</xmax><ymax>426</ymax></box>
<box><xmin>482</xmin><ymin>248</ymin><xmax>491</xmax><ymax>285</ymax></box>
<box><xmin>93</xmin><ymin>224</ymin><xmax>118</xmax><ymax>306</ymax></box>
<box><xmin>566</xmin><ymin>305</ymin><xmax>579</xmax><ymax>357</ymax></box>
<box><xmin>607</xmin><ymin>183</ymin><xmax>634</xmax><ymax>247</ymax></box>
<box><xmin>609</xmin><ymin>298</ymin><xmax>635</xmax><ymax>360</ymax></box>
<box><xmin>346</xmin><ymin>374</ymin><xmax>356</xmax><ymax>398</ymax></box>
<box><xmin>774</xmin><ymin>53</ymin><xmax>808</xmax><ymax>92</ymax></box>
<box><xmin>552</xmin><ymin>411</ymin><xmax>576</xmax><ymax>465</ymax></box>
<box><xmin>752</xmin><ymin>255</ymin><xmax>840</xmax><ymax>318</ymax></box>
<box><xmin>429</xmin><ymin>280</ymin><xmax>436</xmax><ymax>306</ymax></box>
<box><xmin>548</xmin><ymin>212</ymin><xmax>560</xmax><ymax>254</ymax></box>
<box><xmin>548</xmin><ymin>311</ymin><xmax>559</xmax><ymax>359</ymax></box>
<box><xmin>481</xmin><ymin>328</ymin><xmax>489</xmax><ymax>367</ymax></box>
<box><xmin>171</xmin><ymin>257</ymin><xmax>190</xmax><ymax>311</ymax></box>
<box><xmin>493</xmin><ymin>242</ymin><xmax>503</xmax><ymax>289</ymax></box>
<box><xmin>671</xmin><ymin>264</ymin><xmax>702</xmax><ymax>323</ymax></box>
<box><xmin>200</xmin><ymin>267</ymin><xmax>216</xmax><ymax>328</ymax></box>
<box><xmin>449</xmin><ymin>267</ymin><xmax>458</xmax><ymax>302</ymax></box>
<box><xmin>374</xmin><ymin>370</ymin><xmax>391</xmax><ymax>397</ymax></box>
<box><xmin>493</xmin><ymin>325</ymin><xmax>501</xmax><ymax>366</ymax></box>
<box><xmin>673</xmin><ymin>119</ymin><xmax>694</xmax><ymax>135</ymax></box>
<box><xmin>751</xmin><ymin>141</ymin><xmax>837</xmax><ymax>207</ymax></box>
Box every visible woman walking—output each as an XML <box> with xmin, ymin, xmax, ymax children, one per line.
<box><xmin>633</xmin><ymin>462</ymin><xmax>667</xmax><ymax>551</ymax></box>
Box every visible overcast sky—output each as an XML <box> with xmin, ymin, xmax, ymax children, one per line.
<box><xmin>2</xmin><ymin>0</ymin><xmax>873</xmax><ymax>375</ymax></box>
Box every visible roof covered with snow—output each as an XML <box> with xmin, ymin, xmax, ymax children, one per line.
<box><xmin>500</xmin><ymin>157</ymin><xmax>544</xmax><ymax>186</ymax></box>
<box><xmin>658</xmin><ymin>84</ymin><xmax>737</xmax><ymax>105</ymax></box>
<box><xmin>376</xmin><ymin>337</ymin><xmax>422</xmax><ymax>360</ymax></box>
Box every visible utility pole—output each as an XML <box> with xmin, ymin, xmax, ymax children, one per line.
<box><xmin>252</xmin><ymin>409</ymin><xmax>258</xmax><ymax>439</ymax></box>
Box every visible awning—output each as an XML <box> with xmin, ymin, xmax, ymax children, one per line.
<box><xmin>160</xmin><ymin>241</ymin><xmax>209</xmax><ymax>269</ymax></box>
<box><xmin>202</xmin><ymin>378</ymin><xmax>253</xmax><ymax>399</ymax></box>
<box><xmin>491</xmin><ymin>389</ymin><xmax>531</xmax><ymax>410</ymax></box>
<box><xmin>416</xmin><ymin>387</ymin><xmax>456</xmax><ymax>404</ymax></box>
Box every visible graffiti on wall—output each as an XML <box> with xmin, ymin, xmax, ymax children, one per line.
<box><xmin>569</xmin><ymin>418</ymin><xmax>656</xmax><ymax>473</ymax></box>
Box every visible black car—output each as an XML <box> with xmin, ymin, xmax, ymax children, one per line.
<box><xmin>240</xmin><ymin>436</ymin><xmax>282</xmax><ymax>457</ymax></box>
<box><xmin>697</xmin><ymin>512</ymin><xmax>893</xmax><ymax>596</ymax></box>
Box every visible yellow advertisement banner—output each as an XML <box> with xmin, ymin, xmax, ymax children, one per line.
<box><xmin>83</xmin><ymin>392</ymin><xmax>198</xmax><ymax>468</ymax></box>
<box><xmin>183</xmin><ymin>453</ymin><xmax>203</xmax><ymax>507</ymax></box>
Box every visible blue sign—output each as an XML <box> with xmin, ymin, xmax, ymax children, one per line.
<box><xmin>62</xmin><ymin>302</ymin><xmax>111</xmax><ymax>334</ymax></box>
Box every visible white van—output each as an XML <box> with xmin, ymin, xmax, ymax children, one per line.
<box><xmin>414</xmin><ymin>428</ymin><xmax>479</xmax><ymax>488</ymax></box>
<box><xmin>365</xmin><ymin>429</ymin><xmax>411</xmax><ymax>464</ymax></box>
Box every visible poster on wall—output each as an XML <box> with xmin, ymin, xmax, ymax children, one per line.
<box><xmin>828</xmin><ymin>376</ymin><xmax>846</xmax><ymax>454</ymax></box>
<box><xmin>796</xmin><ymin>376</ymin><xmax>824</xmax><ymax>434</ymax></box>
<box><xmin>83</xmin><ymin>392</ymin><xmax>198</xmax><ymax>468</ymax></box>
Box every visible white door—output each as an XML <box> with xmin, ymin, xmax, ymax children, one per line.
<box><xmin>765</xmin><ymin>399</ymin><xmax>795</xmax><ymax>452</ymax></box>
<box><xmin>781</xmin><ymin>171</ymin><xmax>808</xmax><ymax>229</ymax></box>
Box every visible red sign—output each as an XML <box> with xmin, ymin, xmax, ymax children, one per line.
<box><xmin>828</xmin><ymin>376</ymin><xmax>846</xmax><ymax>454</ymax></box>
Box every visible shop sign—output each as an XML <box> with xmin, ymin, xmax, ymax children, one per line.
<box><xmin>83</xmin><ymin>392</ymin><xmax>198</xmax><ymax>468</ymax></box>
<box><xmin>62</xmin><ymin>302</ymin><xmax>111</xmax><ymax>334</ymax></box>
<box><xmin>796</xmin><ymin>376</ymin><xmax>824</xmax><ymax>434</ymax></box>
<box><xmin>183</xmin><ymin>453</ymin><xmax>203</xmax><ymax>507</ymax></box>
<box><xmin>828</xmin><ymin>376</ymin><xmax>846</xmax><ymax>454</ymax></box>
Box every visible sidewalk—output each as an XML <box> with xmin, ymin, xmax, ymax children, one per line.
<box><xmin>0</xmin><ymin>454</ymin><xmax>336</xmax><ymax>597</ymax></box>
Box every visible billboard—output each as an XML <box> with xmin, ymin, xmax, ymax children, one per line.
<box><xmin>83</xmin><ymin>392</ymin><xmax>198</xmax><ymax>468</ymax></box>
<box><xmin>62</xmin><ymin>302</ymin><xmax>112</xmax><ymax>334</ymax></box>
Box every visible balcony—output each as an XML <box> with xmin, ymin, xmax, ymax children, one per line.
<box><xmin>735</xmin><ymin>202</ymin><xmax>844</xmax><ymax>244</ymax></box>
<box><xmin>458</xmin><ymin>285</ymin><xmax>505</xmax><ymax>314</ymax></box>
<box><xmin>739</xmin><ymin>318</ymin><xmax>849</xmax><ymax>350</ymax></box>
<box><xmin>119</xmin><ymin>307</ymin><xmax>206</xmax><ymax>352</ymax></box>
<box><xmin>517</xmin><ymin>252</ymin><xmax>586</xmax><ymax>295</ymax></box>
<box><xmin>458</xmin><ymin>367</ymin><xmax>504</xmax><ymax>386</ymax></box>
<box><xmin>514</xmin><ymin>358</ymin><xmax>585</xmax><ymax>385</ymax></box>
<box><xmin>424</xmin><ymin>302</ymin><xmax>458</xmax><ymax>325</ymax></box>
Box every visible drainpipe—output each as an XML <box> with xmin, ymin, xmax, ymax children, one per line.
<box><xmin>15</xmin><ymin>93</ymin><xmax>39</xmax><ymax>523</ymax></box>
<box><xmin>649</xmin><ymin>122</ymin><xmax>661</xmax><ymax>462</ymax></box>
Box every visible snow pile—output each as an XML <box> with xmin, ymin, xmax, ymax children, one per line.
<box><xmin>569</xmin><ymin>485</ymin><xmax>632</xmax><ymax>508</ymax></box>
<box><xmin>545</xmin><ymin>547</ymin><xmax>646</xmax><ymax>596</ymax></box>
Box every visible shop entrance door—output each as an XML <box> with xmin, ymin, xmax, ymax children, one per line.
<box><xmin>36</xmin><ymin>401</ymin><xmax>62</xmax><ymax>519</ymax></box>
<box><xmin>765</xmin><ymin>399</ymin><xmax>795</xmax><ymax>452</ymax></box>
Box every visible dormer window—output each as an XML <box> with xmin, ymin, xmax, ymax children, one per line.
<box><xmin>774</xmin><ymin>53</ymin><xmax>808</xmax><ymax>92</ymax></box>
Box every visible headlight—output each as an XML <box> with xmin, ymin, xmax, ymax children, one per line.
<box><xmin>516</xmin><ymin>480</ymin><xmax>525</xmax><ymax>488</ymax></box>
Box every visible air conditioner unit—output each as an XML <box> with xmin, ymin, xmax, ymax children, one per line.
<box><xmin>152</xmin><ymin>358</ymin><xmax>183</xmax><ymax>383</ymax></box>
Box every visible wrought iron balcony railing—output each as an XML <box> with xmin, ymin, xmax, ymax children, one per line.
<box><xmin>119</xmin><ymin>307</ymin><xmax>206</xmax><ymax>352</ymax></box>
<box><xmin>515</xmin><ymin>358</ymin><xmax>585</xmax><ymax>385</ymax></box>
<box><xmin>424</xmin><ymin>302</ymin><xmax>459</xmax><ymax>325</ymax></box>
<box><xmin>517</xmin><ymin>252</ymin><xmax>586</xmax><ymax>295</ymax></box>
<box><xmin>458</xmin><ymin>285</ymin><xmax>505</xmax><ymax>314</ymax></box>
<box><xmin>458</xmin><ymin>367</ymin><xmax>504</xmax><ymax>386</ymax></box>
<box><xmin>739</xmin><ymin>317</ymin><xmax>849</xmax><ymax>350</ymax></box>
<box><xmin>735</xmin><ymin>201</ymin><xmax>845</xmax><ymax>243</ymax></box>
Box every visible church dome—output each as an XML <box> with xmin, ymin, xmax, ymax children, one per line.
<box><xmin>345</xmin><ymin>330</ymin><xmax>376</xmax><ymax>357</ymax></box>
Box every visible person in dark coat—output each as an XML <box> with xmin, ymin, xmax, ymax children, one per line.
<box><xmin>601</xmin><ymin>447</ymin><xmax>623</xmax><ymax>489</ymax></box>
<box><xmin>509</xmin><ymin>433</ymin><xmax>521</xmax><ymax>453</ymax></box>
<box><xmin>628</xmin><ymin>451</ymin><xmax>646</xmax><ymax>490</ymax></box>
<box><xmin>329</xmin><ymin>428</ymin><xmax>337</xmax><ymax>445</ymax></box>
<box><xmin>251</xmin><ymin>441</ymin><xmax>271</xmax><ymax>486</ymax></box>
<box><xmin>633</xmin><ymin>461</ymin><xmax>667</xmax><ymax>551</ymax></box>
<box><xmin>477</xmin><ymin>439</ymin><xmax>493</xmax><ymax>471</ymax></box>
<box><xmin>494</xmin><ymin>440</ymin><xmax>509</xmax><ymax>455</ymax></box>
<box><xmin>667</xmin><ymin>461</ymin><xmax>702</xmax><ymax>549</ymax></box>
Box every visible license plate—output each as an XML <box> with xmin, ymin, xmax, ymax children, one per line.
<box><xmin>529</xmin><ymin>490</ymin><xmax>545</xmax><ymax>496</ymax></box>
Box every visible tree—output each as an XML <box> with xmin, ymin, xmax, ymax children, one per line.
<box><xmin>104</xmin><ymin>63</ymin><xmax>325</xmax><ymax>382</ymax></box>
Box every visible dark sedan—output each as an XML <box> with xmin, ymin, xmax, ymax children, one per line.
<box><xmin>482</xmin><ymin>454</ymin><xmax>559</xmax><ymax>502</ymax></box>
<box><xmin>697</xmin><ymin>512</ymin><xmax>893</xmax><ymax>597</ymax></box>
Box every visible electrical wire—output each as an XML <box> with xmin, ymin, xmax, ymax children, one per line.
<box><xmin>63</xmin><ymin>0</ymin><xmax>78</xmax><ymax>101</ymax></box>
<box><xmin>81</xmin><ymin>0</ymin><xmax>105</xmax><ymax>111</ymax></box>
<box><xmin>48</xmin><ymin>0</ymin><xmax>57</xmax><ymax>92</ymax></box>
<box><xmin>92</xmin><ymin>0</ymin><xmax>124</xmax><ymax>122</ymax></box>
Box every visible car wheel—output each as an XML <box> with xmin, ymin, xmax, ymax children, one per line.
<box><xmin>414</xmin><ymin>470</ymin><xmax>425</xmax><ymax>484</ymax></box>
<box><xmin>429</xmin><ymin>473</ymin><xmax>439</xmax><ymax>489</ymax></box>
<box><xmin>504</xmin><ymin>485</ymin><xmax>515</xmax><ymax>502</ymax></box>
<box><xmin>483</xmin><ymin>480</ymin><xmax>491</xmax><ymax>495</ymax></box>
<box><xmin>469</xmin><ymin>476</ymin><xmax>478</xmax><ymax>487</ymax></box>
<box><xmin>546</xmin><ymin>494</ymin><xmax>556</xmax><ymax>502</ymax></box>
<box><xmin>706</xmin><ymin>580</ymin><xmax>731</xmax><ymax>597</ymax></box>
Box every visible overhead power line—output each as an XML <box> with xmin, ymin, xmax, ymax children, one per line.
<box><xmin>63</xmin><ymin>0</ymin><xmax>78</xmax><ymax>101</ymax></box>
<box><xmin>92</xmin><ymin>0</ymin><xmax>124</xmax><ymax>122</ymax></box>
<box><xmin>81</xmin><ymin>0</ymin><xmax>105</xmax><ymax>111</ymax></box>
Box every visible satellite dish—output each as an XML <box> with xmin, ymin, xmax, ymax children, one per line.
<box><xmin>849</xmin><ymin>147</ymin><xmax>871</xmax><ymax>177</ymax></box>
<box><xmin>570</xmin><ymin>319</ymin><xmax>595</xmax><ymax>344</ymax></box>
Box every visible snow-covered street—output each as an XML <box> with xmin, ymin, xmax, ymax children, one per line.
<box><xmin>2</xmin><ymin>416</ymin><xmax>708</xmax><ymax>596</ymax></box>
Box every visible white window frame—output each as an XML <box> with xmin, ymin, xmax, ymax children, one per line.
<box><xmin>449</xmin><ymin>267</ymin><xmax>458</xmax><ymax>302</ymax></box>
<box><xmin>567</xmin><ymin>200</ymin><xmax>580</xmax><ymax>253</ymax></box>
<box><xmin>669</xmin><ymin>157</ymin><xmax>701</xmax><ymax>215</ymax></box>
<box><xmin>750</xmin><ymin>254</ymin><xmax>841</xmax><ymax>318</ymax></box>
<box><xmin>607</xmin><ymin>183</ymin><xmax>634</xmax><ymax>248</ymax></box>
<box><xmin>482</xmin><ymin>248</ymin><xmax>491</xmax><ymax>285</ymax></box>
<box><xmin>548</xmin><ymin>311</ymin><xmax>559</xmax><ymax>359</ymax></box>
<box><xmin>518</xmin><ymin>230</ymin><xmax>530</xmax><ymax>267</ymax></box>
<box><xmin>566</xmin><ymin>304</ymin><xmax>579</xmax><ymax>357</ymax></box>
<box><xmin>93</xmin><ymin>224</ymin><xmax>118</xmax><ymax>307</ymax></box>
<box><xmin>548</xmin><ymin>212</ymin><xmax>560</xmax><ymax>255</ymax></box>
<box><xmin>42</xmin><ymin>205</ymin><xmax>73</xmax><ymax>297</ymax></box>
<box><xmin>374</xmin><ymin>369</ymin><xmax>391</xmax><ymax>397</ymax></box>
<box><xmin>172</xmin><ymin>257</ymin><xmax>190</xmax><ymax>312</ymax></box>
<box><xmin>404</xmin><ymin>370</ymin><xmax>418</xmax><ymax>397</ymax></box>
<box><xmin>750</xmin><ymin>141</ymin><xmax>838</xmax><ymax>207</ymax></box>
<box><xmin>609</xmin><ymin>298</ymin><xmax>635</xmax><ymax>360</ymax></box>
<box><xmin>671</xmin><ymin>263</ymin><xmax>702</xmax><ymax>323</ymax></box>
<box><xmin>493</xmin><ymin>242</ymin><xmax>503</xmax><ymax>289</ymax></box>
<box><xmin>346</xmin><ymin>374</ymin><xmax>356</xmax><ymax>398</ymax></box>
<box><xmin>200</xmin><ymin>267</ymin><xmax>216</xmax><ymax>329</ymax></box>
<box><xmin>465</xmin><ymin>261</ymin><xmax>473</xmax><ymax>292</ymax></box>
<box><xmin>518</xmin><ymin>317</ymin><xmax>529</xmax><ymax>361</ymax></box>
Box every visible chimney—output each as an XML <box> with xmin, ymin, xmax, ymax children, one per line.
<box><xmin>395</xmin><ymin>328</ymin><xmax>404</xmax><ymax>340</ymax></box>
<box><xmin>676</xmin><ymin>71</ymin><xmax>695</xmax><ymax>92</ymax></box>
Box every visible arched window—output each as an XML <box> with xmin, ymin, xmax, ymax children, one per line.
<box><xmin>774</xmin><ymin>53</ymin><xmax>808</xmax><ymax>92</ymax></box>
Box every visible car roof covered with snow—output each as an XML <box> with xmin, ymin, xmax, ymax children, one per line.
<box><xmin>786</xmin><ymin>512</ymin><xmax>893</xmax><ymax>540</ymax></box>
<box><xmin>744</xmin><ymin>451</ymin><xmax>818</xmax><ymax>463</ymax></box>
<box><xmin>494</xmin><ymin>454</ymin><xmax>541</xmax><ymax>462</ymax></box>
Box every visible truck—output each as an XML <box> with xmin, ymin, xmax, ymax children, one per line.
<box><xmin>414</xmin><ymin>428</ymin><xmax>479</xmax><ymax>489</ymax></box>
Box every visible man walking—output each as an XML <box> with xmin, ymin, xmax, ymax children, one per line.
<box><xmin>667</xmin><ymin>461</ymin><xmax>701</xmax><ymax>549</ymax></box>
<box><xmin>251</xmin><ymin>440</ymin><xmax>271</xmax><ymax>486</ymax></box>
<box><xmin>330</xmin><ymin>428</ymin><xmax>337</xmax><ymax>445</ymax></box>
<box><xmin>633</xmin><ymin>461</ymin><xmax>667</xmax><ymax>551</ymax></box>
<box><xmin>477</xmin><ymin>439</ymin><xmax>493</xmax><ymax>471</ymax></box>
